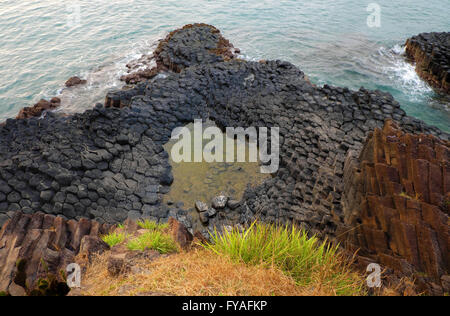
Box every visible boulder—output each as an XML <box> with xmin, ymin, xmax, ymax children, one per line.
<box><xmin>16</xmin><ymin>98</ymin><xmax>61</xmax><ymax>119</ymax></box>
<box><xmin>207</xmin><ymin>207</ymin><xmax>217</xmax><ymax>218</ymax></box>
<box><xmin>65</xmin><ymin>76</ymin><xmax>87</xmax><ymax>87</ymax></box>
<box><xmin>107</xmin><ymin>246</ymin><xmax>161</xmax><ymax>277</ymax></box>
<box><xmin>168</xmin><ymin>217</ymin><xmax>193</xmax><ymax>249</ymax></box>
<box><xmin>120</xmin><ymin>68</ymin><xmax>159</xmax><ymax>85</ymax></box>
<box><xmin>78</xmin><ymin>235</ymin><xmax>110</xmax><ymax>262</ymax></box>
<box><xmin>199</xmin><ymin>212</ymin><xmax>209</xmax><ymax>225</ymax></box>
<box><xmin>107</xmin><ymin>253</ymin><xmax>127</xmax><ymax>277</ymax></box>
<box><xmin>195</xmin><ymin>201</ymin><xmax>208</xmax><ymax>213</ymax></box>
<box><xmin>227</xmin><ymin>199</ymin><xmax>241</xmax><ymax>210</ymax></box>
<box><xmin>212</xmin><ymin>195</ymin><xmax>228</xmax><ymax>209</ymax></box>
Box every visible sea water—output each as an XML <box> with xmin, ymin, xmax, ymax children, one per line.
<box><xmin>0</xmin><ymin>0</ymin><xmax>449</xmax><ymax>131</ymax></box>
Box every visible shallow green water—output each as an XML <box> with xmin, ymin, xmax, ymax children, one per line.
<box><xmin>163</xmin><ymin>121</ymin><xmax>270</xmax><ymax>209</ymax></box>
<box><xmin>0</xmin><ymin>0</ymin><xmax>449</xmax><ymax>131</ymax></box>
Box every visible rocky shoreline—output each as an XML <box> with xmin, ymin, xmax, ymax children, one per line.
<box><xmin>0</xmin><ymin>24</ymin><xmax>449</xmax><ymax>295</ymax></box>
<box><xmin>119</xmin><ymin>24</ymin><xmax>238</xmax><ymax>85</ymax></box>
<box><xmin>15</xmin><ymin>76</ymin><xmax>87</xmax><ymax>120</ymax></box>
<box><xmin>405</xmin><ymin>32</ymin><xmax>450</xmax><ymax>95</ymax></box>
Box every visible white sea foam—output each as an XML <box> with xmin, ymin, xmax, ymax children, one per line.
<box><xmin>55</xmin><ymin>38</ymin><xmax>159</xmax><ymax>115</ymax></box>
<box><xmin>237</xmin><ymin>54</ymin><xmax>261</xmax><ymax>62</ymax></box>
<box><xmin>378</xmin><ymin>45</ymin><xmax>433</xmax><ymax>99</ymax></box>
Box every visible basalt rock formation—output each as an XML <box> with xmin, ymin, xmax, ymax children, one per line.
<box><xmin>103</xmin><ymin>25</ymin><xmax>448</xmax><ymax>240</ymax></box>
<box><xmin>0</xmin><ymin>211</ymin><xmax>111</xmax><ymax>295</ymax></box>
<box><xmin>119</xmin><ymin>23</ymin><xmax>238</xmax><ymax>85</ymax></box>
<box><xmin>405</xmin><ymin>32</ymin><xmax>450</xmax><ymax>94</ymax></box>
<box><xmin>340</xmin><ymin>120</ymin><xmax>449</xmax><ymax>294</ymax></box>
<box><xmin>0</xmin><ymin>24</ymin><xmax>448</xmax><ymax>247</ymax></box>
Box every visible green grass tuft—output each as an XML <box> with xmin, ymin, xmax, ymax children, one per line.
<box><xmin>137</xmin><ymin>219</ymin><xmax>169</xmax><ymax>231</ymax></box>
<box><xmin>202</xmin><ymin>221</ymin><xmax>364</xmax><ymax>296</ymax></box>
<box><xmin>102</xmin><ymin>232</ymin><xmax>127</xmax><ymax>247</ymax></box>
<box><xmin>127</xmin><ymin>231</ymin><xmax>178</xmax><ymax>254</ymax></box>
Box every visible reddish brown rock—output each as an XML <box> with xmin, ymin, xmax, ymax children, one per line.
<box><xmin>168</xmin><ymin>217</ymin><xmax>193</xmax><ymax>249</ymax></box>
<box><xmin>340</xmin><ymin>120</ymin><xmax>450</xmax><ymax>294</ymax></box>
<box><xmin>65</xmin><ymin>76</ymin><xmax>87</xmax><ymax>87</ymax></box>
<box><xmin>0</xmin><ymin>211</ymin><xmax>111</xmax><ymax>296</ymax></box>
<box><xmin>16</xmin><ymin>97</ymin><xmax>61</xmax><ymax>119</ymax></box>
<box><xmin>107</xmin><ymin>253</ymin><xmax>128</xmax><ymax>277</ymax></box>
<box><xmin>78</xmin><ymin>235</ymin><xmax>110</xmax><ymax>262</ymax></box>
<box><xmin>193</xmin><ymin>231</ymin><xmax>209</xmax><ymax>246</ymax></box>
<box><xmin>120</xmin><ymin>68</ymin><xmax>159</xmax><ymax>85</ymax></box>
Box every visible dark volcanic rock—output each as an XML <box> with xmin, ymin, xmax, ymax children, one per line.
<box><xmin>117</xmin><ymin>23</ymin><xmax>238</xmax><ymax>86</ymax></box>
<box><xmin>0</xmin><ymin>24</ymin><xmax>448</xmax><ymax>245</ymax></box>
<box><xmin>154</xmin><ymin>23</ymin><xmax>237</xmax><ymax>72</ymax></box>
<box><xmin>406</xmin><ymin>32</ymin><xmax>450</xmax><ymax>94</ymax></box>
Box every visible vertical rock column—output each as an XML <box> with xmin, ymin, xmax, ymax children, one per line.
<box><xmin>340</xmin><ymin>120</ymin><xmax>449</xmax><ymax>294</ymax></box>
<box><xmin>0</xmin><ymin>211</ymin><xmax>111</xmax><ymax>295</ymax></box>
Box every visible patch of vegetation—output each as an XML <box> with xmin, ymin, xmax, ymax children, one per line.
<box><xmin>399</xmin><ymin>192</ymin><xmax>421</xmax><ymax>201</ymax></box>
<box><xmin>202</xmin><ymin>221</ymin><xmax>365</xmax><ymax>296</ymax></box>
<box><xmin>127</xmin><ymin>230</ymin><xmax>178</xmax><ymax>254</ymax></box>
<box><xmin>80</xmin><ymin>248</ymin><xmax>315</xmax><ymax>296</ymax></box>
<box><xmin>137</xmin><ymin>219</ymin><xmax>169</xmax><ymax>231</ymax></box>
<box><xmin>102</xmin><ymin>232</ymin><xmax>127</xmax><ymax>247</ymax></box>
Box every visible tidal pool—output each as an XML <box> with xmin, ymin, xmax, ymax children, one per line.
<box><xmin>163</xmin><ymin>121</ymin><xmax>271</xmax><ymax>209</ymax></box>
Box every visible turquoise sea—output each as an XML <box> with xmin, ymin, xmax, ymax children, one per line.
<box><xmin>0</xmin><ymin>0</ymin><xmax>449</xmax><ymax>131</ymax></box>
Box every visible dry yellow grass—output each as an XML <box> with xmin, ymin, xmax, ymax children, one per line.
<box><xmin>79</xmin><ymin>248</ymin><xmax>344</xmax><ymax>296</ymax></box>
